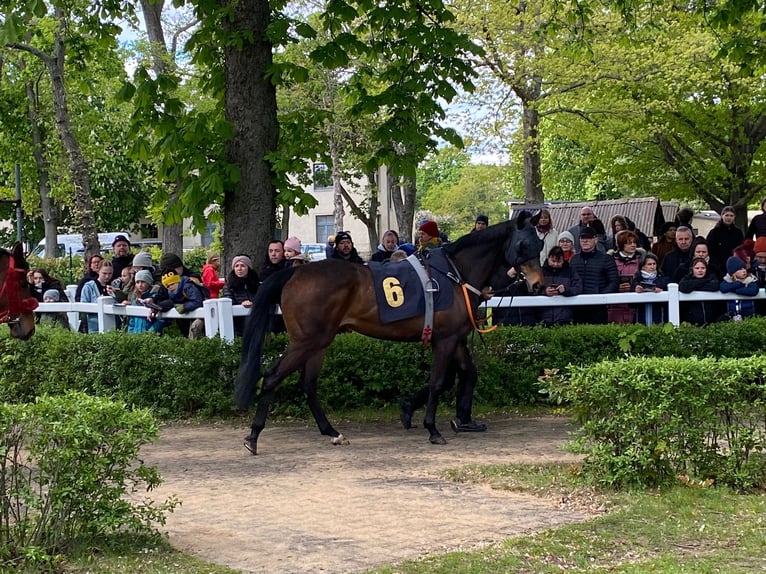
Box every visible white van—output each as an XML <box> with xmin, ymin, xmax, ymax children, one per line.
<box><xmin>31</xmin><ymin>232</ymin><xmax>131</xmax><ymax>258</ymax></box>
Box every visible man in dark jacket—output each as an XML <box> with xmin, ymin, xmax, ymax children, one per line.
<box><xmin>260</xmin><ymin>240</ymin><xmax>287</xmax><ymax>282</ymax></box>
<box><xmin>569</xmin><ymin>226</ymin><xmax>619</xmax><ymax>324</ymax></box>
<box><xmin>660</xmin><ymin>226</ymin><xmax>694</xmax><ymax>280</ymax></box>
<box><xmin>331</xmin><ymin>231</ymin><xmax>364</xmax><ymax>264</ymax></box>
<box><xmin>746</xmin><ymin>197</ymin><xmax>766</xmax><ymax>240</ymax></box>
<box><xmin>110</xmin><ymin>235</ymin><xmax>134</xmax><ymax>282</ymax></box>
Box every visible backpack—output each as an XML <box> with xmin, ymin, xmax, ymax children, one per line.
<box><xmin>187</xmin><ymin>276</ymin><xmax>211</xmax><ymax>300</ymax></box>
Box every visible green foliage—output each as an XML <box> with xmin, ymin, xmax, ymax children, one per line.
<box><xmin>547</xmin><ymin>355</ymin><xmax>766</xmax><ymax>491</ymax></box>
<box><xmin>0</xmin><ymin>392</ymin><xmax>178</xmax><ymax>570</ymax></box>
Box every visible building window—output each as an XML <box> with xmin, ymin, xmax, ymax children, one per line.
<box><xmin>313</xmin><ymin>163</ymin><xmax>333</xmax><ymax>190</ymax></box>
<box><xmin>316</xmin><ymin>215</ymin><xmax>334</xmax><ymax>244</ymax></box>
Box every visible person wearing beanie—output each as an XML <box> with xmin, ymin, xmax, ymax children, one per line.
<box><xmin>331</xmin><ymin>231</ymin><xmax>364</xmax><ymax>264</ymax></box>
<box><xmin>126</xmin><ymin>269</ymin><xmax>162</xmax><ymax>334</ymax></box>
<box><xmin>752</xmin><ymin>236</ymin><xmax>766</xmax><ymax>289</ymax></box>
<box><xmin>223</xmin><ymin>254</ymin><xmax>261</xmax><ymax>336</ymax></box>
<box><xmin>473</xmin><ymin>215</ymin><xmax>489</xmax><ymax>232</ymax></box>
<box><xmin>283</xmin><ymin>237</ymin><xmax>302</xmax><ymax>259</ymax></box>
<box><xmin>153</xmin><ymin>255</ymin><xmax>206</xmax><ymax>338</ymax></box>
<box><xmin>132</xmin><ymin>251</ymin><xmax>154</xmax><ymax>270</ymax></box>
<box><xmin>557</xmin><ymin>230</ymin><xmax>576</xmax><ymax>262</ymax></box>
<box><xmin>202</xmin><ymin>253</ymin><xmax>226</xmax><ymax>298</ymax></box>
<box><xmin>110</xmin><ymin>234</ymin><xmax>134</xmax><ymax>284</ymax></box>
<box><xmin>720</xmin><ymin>255</ymin><xmax>759</xmax><ymax>320</ymax></box>
<box><xmin>417</xmin><ymin>220</ymin><xmax>441</xmax><ymax>252</ymax></box>
<box><xmin>39</xmin><ymin>289</ymin><xmax>70</xmax><ymax>330</ymax></box>
<box><xmin>706</xmin><ymin>206</ymin><xmax>744</xmax><ymax>272</ymax></box>
<box><xmin>160</xmin><ymin>252</ymin><xmax>184</xmax><ymax>273</ymax></box>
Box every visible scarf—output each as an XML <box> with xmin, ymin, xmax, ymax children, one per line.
<box><xmin>536</xmin><ymin>224</ymin><xmax>552</xmax><ymax>234</ymax></box>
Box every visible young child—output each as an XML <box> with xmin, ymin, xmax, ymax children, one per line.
<box><xmin>127</xmin><ymin>270</ymin><xmax>161</xmax><ymax>334</ymax></box>
<box><xmin>160</xmin><ymin>270</ymin><xmax>205</xmax><ymax>338</ymax></box>
<box><xmin>283</xmin><ymin>237</ymin><xmax>303</xmax><ymax>268</ymax></box>
<box><xmin>720</xmin><ymin>256</ymin><xmax>759</xmax><ymax>321</ymax></box>
<box><xmin>39</xmin><ymin>289</ymin><xmax>70</xmax><ymax>329</ymax></box>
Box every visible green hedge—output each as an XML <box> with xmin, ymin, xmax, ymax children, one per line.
<box><xmin>545</xmin><ymin>355</ymin><xmax>766</xmax><ymax>491</ymax></box>
<box><xmin>3</xmin><ymin>318</ymin><xmax>766</xmax><ymax>417</ymax></box>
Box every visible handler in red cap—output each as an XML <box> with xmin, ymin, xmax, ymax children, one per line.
<box><xmin>418</xmin><ymin>220</ymin><xmax>441</xmax><ymax>252</ymax></box>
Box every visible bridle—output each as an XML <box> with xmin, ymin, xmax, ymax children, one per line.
<box><xmin>0</xmin><ymin>252</ymin><xmax>39</xmax><ymax>326</ymax></box>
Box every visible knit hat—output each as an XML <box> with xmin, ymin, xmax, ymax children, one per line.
<box><xmin>726</xmin><ymin>255</ymin><xmax>746</xmax><ymax>275</ymax></box>
<box><xmin>133</xmin><ymin>251</ymin><xmax>153</xmax><ymax>269</ymax></box>
<box><xmin>334</xmin><ymin>231</ymin><xmax>353</xmax><ymax>244</ymax></box>
<box><xmin>43</xmin><ymin>289</ymin><xmax>60</xmax><ymax>302</ymax></box>
<box><xmin>231</xmin><ymin>255</ymin><xmax>252</xmax><ymax>270</ymax></box>
<box><xmin>754</xmin><ymin>237</ymin><xmax>766</xmax><ymax>255</ymax></box>
<box><xmin>283</xmin><ymin>237</ymin><xmax>302</xmax><ymax>253</ymax></box>
<box><xmin>112</xmin><ymin>234</ymin><xmax>130</xmax><ymax>247</ymax></box>
<box><xmin>398</xmin><ymin>242</ymin><xmax>416</xmax><ymax>255</ymax></box>
<box><xmin>134</xmin><ymin>270</ymin><xmax>154</xmax><ymax>285</ymax></box>
<box><xmin>579</xmin><ymin>226</ymin><xmax>597</xmax><ymax>239</ymax></box>
<box><xmin>160</xmin><ymin>252</ymin><xmax>184</xmax><ymax>272</ymax></box>
<box><xmin>557</xmin><ymin>231</ymin><xmax>575</xmax><ymax>243</ymax></box>
<box><xmin>161</xmin><ymin>270</ymin><xmax>181</xmax><ymax>288</ymax></box>
<box><xmin>475</xmin><ymin>214</ymin><xmax>489</xmax><ymax>225</ymax></box>
<box><xmin>419</xmin><ymin>220</ymin><xmax>439</xmax><ymax>238</ymax></box>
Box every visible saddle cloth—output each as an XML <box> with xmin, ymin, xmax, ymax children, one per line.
<box><xmin>369</xmin><ymin>249</ymin><xmax>454</xmax><ymax>324</ymax></box>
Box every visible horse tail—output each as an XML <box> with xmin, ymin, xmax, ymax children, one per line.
<box><xmin>234</xmin><ymin>268</ymin><xmax>295</xmax><ymax>409</ymax></box>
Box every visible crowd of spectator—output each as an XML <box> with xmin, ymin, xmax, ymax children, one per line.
<box><xmin>31</xmin><ymin>203</ymin><xmax>766</xmax><ymax>335</ymax></box>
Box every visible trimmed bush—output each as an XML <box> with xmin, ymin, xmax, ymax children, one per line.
<box><xmin>545</xmin><ymin>355</ymin><xmax>766</xmax><ymax>490</ymax></box>
<box><xmin>0</xmin><ymin>392</ymin><xmax>178</xmax><ymax>570</ymax></box>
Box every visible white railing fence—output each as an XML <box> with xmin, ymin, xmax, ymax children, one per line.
<box><xmin>34</xmin><ymin>283</ymin><xmax>766</xmax><ymax>341</ymax></box>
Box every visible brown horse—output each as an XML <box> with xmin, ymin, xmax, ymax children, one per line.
<box><xmin>0</xmin><ymin>243</ymin><xmax>38</xmax><ymax>340</ymax></box>
<box><xmin>235</xmin><ymin>216</ymin><xmax>544</xmax><ymax>454</ymax></box>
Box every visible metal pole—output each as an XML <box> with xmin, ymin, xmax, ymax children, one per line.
<box><xmin>14</xmin><ymin>163</ymin><xmax>22</xmax><ymax>243</ymax></box>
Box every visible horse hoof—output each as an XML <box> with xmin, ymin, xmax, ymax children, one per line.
<box><xmin>243</xmin><ymin>440</ymin><xmax>258</xmax><ymax>455</ymax></box>
<box><xmin>398</xmin><ymin>398</ymin><xmax>415</xmax><ymax>429</ymax></box>
<box><xmin>450</xmin><ymin>419</ymin><xmax>488</xmax><ymax>433</ymax></box>
<box><xmin>331</xmin><ymin>433</ymin><xmax>350</xmax><ymax>446</ymax></box>
<box><xmin>429</xmin><ymin>434</ymin><xmax>447</xmax><ymax>445</ymax></box>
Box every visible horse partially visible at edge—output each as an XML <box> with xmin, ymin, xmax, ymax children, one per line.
<box><xmin>0</xmin><ymin>243</ymin><xmax>38</xmax><ymax>340</ymax></box>
<box><xmin>235</xmin><ymin>216</ymin><xmax>544</xmax><ymax>454</ymax></box>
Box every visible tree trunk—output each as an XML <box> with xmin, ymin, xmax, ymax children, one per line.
<box><xmin>391</xmin><ymin>172</ymin><xmax>416</xmax><ymax>243</ymax></box>
<box><xmin>25</xmin><ymin>70</ymin><xmax>59</xmax><ymax>255</ymax></box>
<box><xmin>222</xmin><ymin>0</ymin><xmax>278</xmax><ymax>267</ymax></box>
<box><xmin>522</xmin><ymin>103</ymin><xmax>543</xmax><ymax>204</ymax></box>
<box><xmin>47</xmin><ymin>13</ymin><xmax>97</xmax><ymax>256</ymax></box>
<box><xmin>329</xmin><ymin>138</ymin><xmax>345</xmax><ymax>233</ymax></box>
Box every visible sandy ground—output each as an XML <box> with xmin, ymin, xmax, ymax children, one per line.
<box><xmin>140</xmin><ymin>415</ymin><xmax>587</xmax><ymax>574</ymax></box>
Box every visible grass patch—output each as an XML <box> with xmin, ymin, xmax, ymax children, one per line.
<box><xmin>369</xmin><ymin>463</ymin><xmax>766</xmax><ymax>573</ymax></box>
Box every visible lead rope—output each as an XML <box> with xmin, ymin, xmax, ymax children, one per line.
<box><xmin>461</xmin><ymin>284</ymin><xmax>498</xmax><ymax>334</ymax></box>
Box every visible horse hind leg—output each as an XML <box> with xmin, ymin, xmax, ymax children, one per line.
<box><xmin>301</xmin><ymin>350</ymin><xmax>349</xmax><ymax>445</ymax></box>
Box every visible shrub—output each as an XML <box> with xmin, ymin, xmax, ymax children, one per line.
<box><xmin>0</xmin><ymin>392</ymin><xmax>178</xmax><ymax>570</ymax></box>
<box><xmin>545</xmin><ymin>355</ymin><xmax>766</xmax><ymax>491</ymax></box>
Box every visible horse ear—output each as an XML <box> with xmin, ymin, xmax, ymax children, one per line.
<box><xmin>11</xmin><ymin>242</ymin><xmax>25</xmax><ymax>265</ymax></box>
<box><xmin>516</xmin><ymin>209</ymin><xmax>535</xmax><ymax>228</ymax></box>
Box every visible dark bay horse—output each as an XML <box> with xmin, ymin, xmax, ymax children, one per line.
<box><xmin>235</xmin><ymin>217</ymin><xmax>544</xmax><ymax>454</ymax></box>
<box><xmin>0</xmin><ymin>243</ymin><xmax>38</xmax><ymax>340</ymax></box>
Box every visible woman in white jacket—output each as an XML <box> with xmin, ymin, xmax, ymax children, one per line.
<box><xmin>534</xmin><ymin>209</ymin><xmax>559</xmax><ymax>265</ymax></box>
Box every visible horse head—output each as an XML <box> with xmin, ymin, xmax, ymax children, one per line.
<box><xmin>0</xmin><ymin>243</ymin><xmax>37</xmax><ymax>340</ymax></box>
<box><xmin>505</xmin><ymin>215</ymin><xmax>544</xmax><ymax>294</ymax></box>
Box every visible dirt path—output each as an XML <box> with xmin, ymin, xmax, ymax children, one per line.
<box><xmin>141</xmin><ymin>415</ymin><xmax>586</xmax><ymax>574</ymax></box>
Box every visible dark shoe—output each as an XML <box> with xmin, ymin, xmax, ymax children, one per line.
<box><xmin>398</xmin><ymin>398</ymin><xmax>415</xmax><ymax>429</ymax></box>
<box><xmin>450</xmin><ymin>419</ymin><xmax>488</xmax><ymax>433</ymax></box>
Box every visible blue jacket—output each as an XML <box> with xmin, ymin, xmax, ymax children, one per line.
<box><xmin>720</xmin><ymin>274</ymin><xmax>759</xmax><ymax>317</ymax></box>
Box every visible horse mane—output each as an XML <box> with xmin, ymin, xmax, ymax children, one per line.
<box><xmin>443</xmin><ymin>218</ymin><xmax>515</xmax><ymax>256</ymax></box>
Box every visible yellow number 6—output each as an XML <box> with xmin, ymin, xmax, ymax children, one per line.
<box><xmin>383</xmin><ymin>277</ymin><xmax>405</xmax><ymax>307</ymax></box>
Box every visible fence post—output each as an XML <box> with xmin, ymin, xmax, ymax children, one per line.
<box><xmin>667</xmin><ymin>283</ymin><xmax>681</xmax><ymax>327</ymax></box>
<box><xmin>202</xmin><ymin>299</ymin><xmax>219</xmax><ymax>339</ymax></box>
<box><xmin>65</xmin><ymin>284</ymin><xmax>79</xmax><ymax>331</ymax></box>
<box><xmin>217</xmin><ymin>298</ymin><xmax>235</xmax><ymax>343</ymax></box>
<box><xmin>97</xmin><ymin>296</ymin><xmax>116</xmax><ymax>333</ymax></box>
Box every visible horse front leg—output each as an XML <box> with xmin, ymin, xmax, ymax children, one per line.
<box><xmin>301</xmin><ymin>350</ymin><xmax>349</xmax><ymax>445</ymax></box>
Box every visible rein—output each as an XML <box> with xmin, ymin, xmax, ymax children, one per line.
<box><xmin>0</xmin><ymin>253</ymin><xmax>38</xmax><ymax>325</ymax></box>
